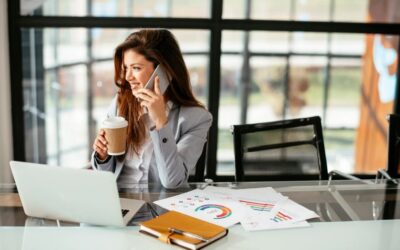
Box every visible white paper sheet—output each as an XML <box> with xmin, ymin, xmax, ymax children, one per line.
<box><xmin>240</xmin><ymin>198</ymin><xmax>319</xmax><ymax>231</ymax></box>
<box><xmin>241</xmin><ymin>218</ymin><xmax>310</xmax><ymax>231</ymax></box>
<box><xmin>204</xmin><ymin>186</ymin><xmax>287</xmax><ymax>218</ymax></box>
<box><xmin>154</xmin><ymin>189</ymin><xmax>244</xmax><ymax>227</ymax></box>
<box><xmin>154</xmin><ymin>187</ymin><xmax>319</xmax><ymax>231</ymax></box>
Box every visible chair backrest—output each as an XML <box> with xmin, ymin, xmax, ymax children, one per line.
<box><xmin>188</xmin><ymin>142</ymin><xmax>207</xmax><ymax>182</ymax></box>
<box><xmin>387</xmin><ymin>114</ymin><xmax>400</xmax><ymax>178</ymax></box>
<box><xmin>231</xmin><ymin>116</ymin><xmax>328</xmax><ymax>181</ymax></box>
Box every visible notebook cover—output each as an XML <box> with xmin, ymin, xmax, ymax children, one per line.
<box><xmin>139</xmin><ymin>211</ymin><xmax>228</xmax><ymax>249</ymax></box>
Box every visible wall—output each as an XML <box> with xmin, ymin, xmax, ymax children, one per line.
<box><xmin>355</xmin><ymin>0</ymin><xmax>399</xmax><ymax>172</ymax></box>
<box><xmin>0</xmin><ymin>0</ymin><xmax>14</xmax><ymax>184</ymax></box>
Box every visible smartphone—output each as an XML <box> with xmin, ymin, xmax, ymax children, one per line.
<box><xmin>144</xmin><ymin>65</ymin><xmax>170</xmax><ymax>95</ymax></box>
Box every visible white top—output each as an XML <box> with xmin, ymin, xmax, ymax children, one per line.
<box><xmin>116</xmin><ymin>102</ymin><xmax>173</xmax><ymax>188</ymax></box>
<box><xmin>117</xmin><ymin>137</ymin><xmax>153</xmax><ymax>187</ymax></box>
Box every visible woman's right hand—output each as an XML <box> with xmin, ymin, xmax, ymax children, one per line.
<box><xmin>93</xmin><ymin>129</ymin><xmax>108</xmax><ymax>161</ymax></box>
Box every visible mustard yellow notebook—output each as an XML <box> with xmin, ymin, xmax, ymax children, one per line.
<box><xmin>139</xmin><ymin>211</ymin><xmax>228</xmax><ymax>250</ymax></box>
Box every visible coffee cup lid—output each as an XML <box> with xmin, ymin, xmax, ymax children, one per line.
<box><xmin>102</xmin><ymin>116</ymin><xmax>128</xmax><ymax>129</ymax></box>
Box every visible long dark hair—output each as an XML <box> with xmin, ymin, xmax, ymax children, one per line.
<box><xmin>114</xmin><ymin>29</ymin><xmax>204</xmax><ymax>154</ymax></box>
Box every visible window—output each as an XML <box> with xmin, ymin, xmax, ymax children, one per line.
<box><xmin>9</xmin><ymin>0</ymin><xmax>400</xmax><ymax>181</ymax></box>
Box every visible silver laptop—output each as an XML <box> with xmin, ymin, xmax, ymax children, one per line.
<box><xmin>10</xmin><ymin>161</ymin><xmax>145</xmax><ymax>227</ymax></box>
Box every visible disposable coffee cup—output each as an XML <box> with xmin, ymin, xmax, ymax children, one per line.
<box><xmin>102</xmin><ymin>116</ymin><xmax>128</xmax><ymax>155</ymax></box>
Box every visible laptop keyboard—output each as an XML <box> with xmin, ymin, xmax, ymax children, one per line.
<box><xmin>121</xmin><ymin>209</ymin><xmax>129</xmax><ymax>217</ymax></box>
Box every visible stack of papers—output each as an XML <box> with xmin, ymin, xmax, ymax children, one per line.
<box><xmin>154</xmin><ymin>186</ymin><xmax>319</xmax><ymax>231</ymax></box>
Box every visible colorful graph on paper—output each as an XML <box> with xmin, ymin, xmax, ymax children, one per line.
<box><xmin>270</xmin><ymin>211</ymin><xmax>293</xmax><ymax>222</ymax></box>
<box><xmin>155</xmin><ymin>189</ymin><xmax>256</xmax><ymax>227</ymax></box>
<box><xmin>195</xmin><ymin>204</ymin><xmax>232</xmax><ymax>219</ymax></box>
<box><xmin>239</xmin><ymin>200</ymin><xmax>275</xmax><ymax>212</ymax></box>
<box><xmin>169</xmin><ymin>195</ymin><xmax>210</xmax><ymax>209</ymax></box>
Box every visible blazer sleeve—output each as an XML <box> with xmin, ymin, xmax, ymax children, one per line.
<box><xmin>90</xmin><ymin>95</ymin><xmax>119</xmax><ymax>172</ymax></box>
<box><xmin>150</xmin><ymin>107</ymin><xmax>213</xmax><ymax>189</ymax></box>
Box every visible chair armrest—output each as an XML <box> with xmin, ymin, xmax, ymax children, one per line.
<box><xmin>376</xmin><ymin>169</ymin><xmax>398</xmax><ymax>184</ymax></box>
<box><xmin>328</xmin><ymin>170</ymin><xmax>373</xmax><ymax>185</ymax></box>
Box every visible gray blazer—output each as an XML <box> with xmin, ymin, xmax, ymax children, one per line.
<box><xmin>90</xmin><ymin>95</ymin><xmax>212</xmax><ymax>189</ymax></box>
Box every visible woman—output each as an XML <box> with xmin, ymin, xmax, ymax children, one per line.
<box><xmin>91</xmin><ymin>29</ymin><xmax>212</xmax><ymax>189</ymax></box>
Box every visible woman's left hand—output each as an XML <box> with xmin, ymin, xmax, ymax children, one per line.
<box><xmin>136</xmin><ymin>76</ymin><xmax>168</xmax><ymax>130</ymax></box>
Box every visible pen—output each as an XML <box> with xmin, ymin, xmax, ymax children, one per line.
<box><xmin>147</xmin><ymin>202</ymin><xmax>159</xmax><ymax>218</ymax></box>
<box><xmin>168</xmin><ymin>227</ymin><xmax>209</xmax><ymax>243</ymax></box>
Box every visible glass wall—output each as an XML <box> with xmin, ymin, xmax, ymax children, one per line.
<box><xmin>217</xmin><ymin>29</ymin><xmax>371</xmax><ymax>176</ymax></box>
<box><xmin>12</xmin><ymin>0</ymin><xmax>400</xmax><ymax>180</ymax></box>
<box><xmin>223</xmin><ymin>0</ymin><xmax>370</xmax><ymax>23</ymax></box>
<box><xmin>21</xmin><ymin>0</ymin><xmax>211</xmax><ymax>18</ymax></box>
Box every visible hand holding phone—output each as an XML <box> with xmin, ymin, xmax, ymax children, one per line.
<box><xmin>136</xmin><ymin>65</ymin><xmax>170</xmax><ymax>129</ymax></box>
<box><xmin>143</xmin><ymin>65</ymin><xmax>170</xmax><ymax>95</ymax></box>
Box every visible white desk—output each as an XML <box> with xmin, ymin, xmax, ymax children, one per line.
<box><xmin>1</xmin><ymin>220</ymin><xmax>400</xmax><ymax>250</ymax></box>
<box><xmin>2</xmin><ymin>180</ymin><xmax>400</xmax><ymax>249</ymax></box>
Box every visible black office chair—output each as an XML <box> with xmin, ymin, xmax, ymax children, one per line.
<box><xmin>188</xmin><ymin>142</ymin><xmax>207</xmax><ymax>182</ymax></box>
<box><xmin>387</xmin><ymin>114</ymin><xmax>400</xmax><ymax>179</ymax></box>
<box><xmin>231</xmin><ymin>116</ymin><xmax>328</xmax><ymax>182</ymax></box>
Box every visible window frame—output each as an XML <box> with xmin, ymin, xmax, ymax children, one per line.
<box><xmin>8</xmin><ymin>0</ymin><xmax>400</xmax><ymax>181</ymax></box>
